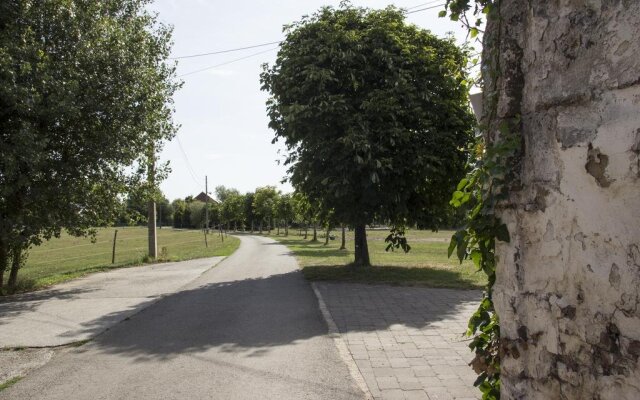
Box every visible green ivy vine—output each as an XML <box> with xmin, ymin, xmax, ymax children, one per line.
<box><xmin>440</xmin><ymin>1</ymin><xmax>522</xmax><ymax>399</ymax></box>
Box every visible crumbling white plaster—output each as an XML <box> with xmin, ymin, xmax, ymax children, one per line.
<box><xmin>485</xmin><ymin>1</ymin><xmax>640</xmax><ymax>398</ymax></box>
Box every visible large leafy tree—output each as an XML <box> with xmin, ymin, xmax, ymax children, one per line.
<box><xmin>261</xmin><ymin>4</ymin><xmax>474</xmax><ymax>265</ymax></box>
<box><xmin>0</xmin><ymin>0</ymin><xmax>179</xmax><ymax>290</ymax></box>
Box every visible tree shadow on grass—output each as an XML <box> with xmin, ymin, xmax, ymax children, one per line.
<box><xmin>262</xmin><ymin>240</ymin><xmax>351</xmax><ymax>259</ymax></box>
<box><xmin>301</xmin><ymin>264</ymin><xmax>483</xmax><ymax>290</ymax></box>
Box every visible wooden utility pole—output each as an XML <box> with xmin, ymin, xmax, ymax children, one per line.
<box><xmin>204</xmin><ymin>175</ymin><xmax>209</xmax><ymax>248</ymax></box>
<box><xmin>148</xmin><ymin>148</ymin><xmax>157</xmax><ymax>259</ymax></box>
<box><xmin>205</xmin><ymin>176</ymin><xmax>209</xmax><ymax>229</ymax></box>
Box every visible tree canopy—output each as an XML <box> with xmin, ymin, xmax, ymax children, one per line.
<box><xmin>0</xmin><ymin>0</ymin><xmax>179</xmax><ymax>290</ymax></box>
<box><xmin>261</xmin><ymin>4</ymin><xmax>475</xmax><ymax>265</ymax></box>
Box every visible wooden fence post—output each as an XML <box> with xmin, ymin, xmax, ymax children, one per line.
<box><xmin>111</xmin><ymin>229</ymin><xmax>118</xmax><ymax>264</ymax></box>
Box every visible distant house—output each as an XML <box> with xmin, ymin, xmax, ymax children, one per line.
<box><xmin>194</xmin><ymin>192</ymin><xmax>217</xmax><ymax>204</ymax></box>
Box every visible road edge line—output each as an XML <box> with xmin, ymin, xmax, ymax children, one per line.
<box><xmin>311</xmin><ymin>282</ymin><xmax>373</xmax><ymax>400</ymax></box>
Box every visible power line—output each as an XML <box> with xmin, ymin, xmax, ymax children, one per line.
<box><xmin>169</xmin><ymin>40</ymin><xmax>282</xmax><ymax>60</ymax></box>
<box><xmin>175</xmin><ymin>134</ymin><xmax>202</xmax><ymax>187</ymax></box>
<box><xmin>405</xmin><ymin>0</ymin><xmax>444</xmax><ymax>10</ymax></box>
<box><xmin>405</xmin><ymin>3</ymin><xmax>446</xmax><ymax>14</ymax></box>
<box><xmin>169</xmin><ymin>0</ymin><xmax>446</xmax><ymax>63</ymax></box>
<box><xmin>178</xmin><ymin>47</ymin><xmax>278</xmax><ymax>78</ymax></box>
<box><xmin>173</xmin><ymin>3</ymin><xmax>445</xmax><ymax>78</ymax></box>
<box><xmin>168</xmin><ymin>2</ymin><xmax>444</xmax><ymax>62</ymax></box>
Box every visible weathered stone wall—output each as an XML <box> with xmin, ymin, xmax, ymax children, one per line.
<box><xmin>485</xmin><ymin>1</ymin><xmax>640</xmax><ymax>398</ymax></box>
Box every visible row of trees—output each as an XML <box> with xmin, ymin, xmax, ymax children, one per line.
<box><xmin>117</xmin><ymin>185</ymin><xmax>339</xmax><ymax>241</ymax></box>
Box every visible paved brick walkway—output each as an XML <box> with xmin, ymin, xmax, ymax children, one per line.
<box><xmin>315</xmin><ymin>283</ymin><xmax>482</xmax><ymax>400</ymax></box>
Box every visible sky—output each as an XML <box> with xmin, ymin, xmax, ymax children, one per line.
<box><xmin>148</xmin><ymin>0</ymin><xmax>471</xmax><ymax>201</ymax></box>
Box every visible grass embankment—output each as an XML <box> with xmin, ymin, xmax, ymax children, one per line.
<box><xmin>15</xmin><ymin>227</ymin><xmax>239</xmax><ymax>292</ymax></box>
<box><xmin>270</xmin><ymin>229</ymin><xmax>484</xmax><ymax>289</ymax></box>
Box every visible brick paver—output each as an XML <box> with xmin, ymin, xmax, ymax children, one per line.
<box><xmin>316</xmin><ymin>283</ymin><xmax>482</xmax><ymax>400</ymax></box>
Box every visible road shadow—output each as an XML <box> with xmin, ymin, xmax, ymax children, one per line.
<box><xmin>72</xmin><ymin>270</ymin><xmax>479</xmax><ymax>362</ymax></box>
<box><xmin>315</xmin><ymin>281</ymin><xmax>480</xmax><ymax>334</ymax></box>
<box><xmin>0</xmin><ymin>286</ymin><xmax>97</xmax><ymax>324</ymax></box>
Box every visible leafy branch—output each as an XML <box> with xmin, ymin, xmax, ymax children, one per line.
<box><xmin>440</xmin><ymin>1</ymin><xmax>523</xmax><ymax>399</ymax></box>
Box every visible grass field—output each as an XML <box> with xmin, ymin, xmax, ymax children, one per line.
<box><xmin>15</xmin><ymin>227</ymin><xmax>239</xmax><ymax>292</ymax></box>
<box><xmin>270</xmin><ymin>228</ymin><xmax>485</xmax><ymax>289</ymax></box>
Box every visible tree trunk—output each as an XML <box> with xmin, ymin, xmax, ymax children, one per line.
<box><xmin>312</xmin><ymin>223</ymin><xmax>317</xmax><ymax>242</ymax></box>
<box><xmin>8</xmin><ymin>245</ymin><xmax>23</xmax><ymax>290</ymax></box>
<box><xmin>234</xmin><ymin>221</ymin><xmax>237</xmax><ymax>232</ymax></box>
<box><xmin>324</xmin><ymin>226</ymin><xmax>330</xmax><ymax>245</ymax></box>
<box><xmin>251</xmin><ymin>220</ymin><xmax>254</xmax><ymax>233</ymax></box>
<box><xmin>304</xmin><ymin>225</ymin><xmax>308</xmax><ymax>239</ymax></box>
<box><xmin>353</xmin><ymin>224</ymin><xmax>370</xmax><ymax>267</ymax></box>
<box><xmin>0</xmin><ymin>240</ymin><xmax>7</xmax><ymax>292</ymax></box>
<box><xmin>340</xmin><ymin>225</ymin><xmax>346</xmax><ymax>250</ymax></box>
<box><xmin>285</xmin><ymin>221</ymin><xmax>288</xmax><ymax>237</ymax></box>
<box><xmin>277</xmin><ymin>223</ymin><xmax>280</xmax><ymax>235</ymax></box>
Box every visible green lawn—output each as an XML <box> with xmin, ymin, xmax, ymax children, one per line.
<box><xmin>270</xmin><ymin>228</ymin><xmax>485</xmax><ymax>289</ymax></box>
<box><xmin>14</xmin><ymin>227</ymin><xmax>239</xmax><ymax>292</ymax></box>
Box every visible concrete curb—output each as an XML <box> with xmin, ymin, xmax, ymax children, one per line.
<box><xmin>311</xmin><ymin>282</ymin><xmax>373</xmax><ymax>400</ymax></box>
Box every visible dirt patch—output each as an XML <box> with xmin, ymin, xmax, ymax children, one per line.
<box><xmin>0</xmin><ymin>347</ymin><xmax>64</xmax><ymax>388</ymax></box>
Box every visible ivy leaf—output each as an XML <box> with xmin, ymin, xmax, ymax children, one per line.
<box><xmin>473</xmin><ymin>372</ymin><xmax>488</xmax><ymax>387</ymax></box>
<box><xmin>456</xmin><ymin>234</ymin><xmax>468</xmax><ymax>263</ymax></box>
<box><xmin>457</xmin><ymin>178</ymin><xmax>469</xmax><ymax>191</ymax></box>
<box><xmin>448</xmin><ymin>234</ymin><xmax>458</xmax><ymax>258</ymax></box>
<box><xmin>470</xmin><ymin>249</ymin><xmax>482</xmax><ymax>269</ymax></box>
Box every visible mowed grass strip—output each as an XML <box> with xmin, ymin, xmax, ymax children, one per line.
<box><xmin>270</xmin><ymin>229</ymin><xmax>484</xmax><ymax>289</ymax></box>
<box><xmin>17</xmin><ymin>227</ymin><xmax>239</xmax><ymax>292</ymax></box>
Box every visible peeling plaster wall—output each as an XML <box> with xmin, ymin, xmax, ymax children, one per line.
<box><xmin>485</xmin><ymin>1</ymin><xmax>640</xmax><ymax>399</ymax></box>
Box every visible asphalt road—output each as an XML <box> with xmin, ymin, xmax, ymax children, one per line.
<box><xmin>1</xmin><ymin>235</ymin><xmax>364</xmax><ymax>400</ymax></box>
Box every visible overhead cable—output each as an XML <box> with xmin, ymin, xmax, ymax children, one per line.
<box><xmin>178</xmin><ymin>47</ymin><xmax>278</xmax><ymax>78</ymax></box>
<box><xmin>405</xmin><ymin>3</ymin><xmax>446</xmax><ymax>14</ymax></box>
<box><xmin>174</xmin><ymin>3</ymin><xmax>446</xmax><ymax>77</ymax></box>
<box><xmin>405</xmin><ymin>0</ymin><xmax>444</xmax><ymax>10</ymax></box>
<box><xmin>170</xmin><ymin>40</ymin><xmax>282</xmax><ymax>60</ymax></box>
<box><xmin>175</xmin><ymin>134</ymin><xmax>202</xmax><ymax>186</ymax></box>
